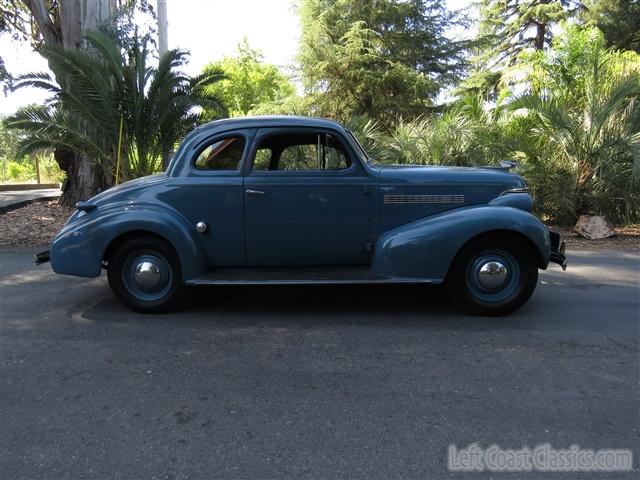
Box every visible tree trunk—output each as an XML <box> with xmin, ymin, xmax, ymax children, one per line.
<box><xmin>534</xmin><ymin>22</ymin><xmax>547</xmax><ymax>50</ymax></box>
<box><xmin>162</xmin><ymin>147</ymin><xmax>174</xmax><ymax>171</ymax></box>
<box><xmin>23</xmin><ymin>0</ymin><xmax>60</xmax><ymax>45</ymax></box>
<box><xmin>25</xmin><ymin>0</ymin><xmax>116</xmax><ymax>206</ymax></box>
<box><xmin>55</xmin><ymin>149</ymin><xmax>101</xmax><ymax>206</ymax></box>
<box><xmin>157</xmin><ymin>0</ymin><xmax>173</xmax><ymax>172</ymax></box>
<box><xmin>158</xmin><ymin>0</ymin><xmax>170</xmax><ymax>172</ymax></box>
<box><xmin>157</xmin><ymin>0</ymin><xmax>169</xmax><ymax>57</ymax></box>
<box><xmin>58</xmin><ymin>0</ymin><xmax>117</xmax><ymax>50</ymax></box>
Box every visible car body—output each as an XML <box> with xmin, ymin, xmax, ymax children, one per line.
<box><xmin>36</xmin><ymin>116</ymin><xmax>566</xmax><ymax>314</ymax></box>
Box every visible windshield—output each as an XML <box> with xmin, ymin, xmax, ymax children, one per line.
<box><xmin>346</xmin><ymin>130</ymin><xmax>370</xmax><ymax>164</ymax></box>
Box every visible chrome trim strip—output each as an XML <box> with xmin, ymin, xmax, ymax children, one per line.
<box><xmin>499</xmin><ymin>187</ymin><xmax>529</xmax><ymax>195</ymax></box>
<box><xmin>384</xmin><ymin>194</ymin><xmax>465</xmax><ymax>204</ymax></box>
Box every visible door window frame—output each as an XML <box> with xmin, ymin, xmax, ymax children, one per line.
<box><xmin>244</xmin><ymin>127</ymin><xmax>365</xmax><ymax>178</ymax></box>
<box><xmin>187</xmin><ymin>128</ymin><xmax>256</xmax><ymax>177</ymax></box>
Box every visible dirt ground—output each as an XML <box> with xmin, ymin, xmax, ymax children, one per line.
<box><xmin>0</xmin><ymin>200</ymin><xmax>75</xmax><ymax>247</ymax></box>
<box><xmin>550</xmin><ymin>224</ymin><xmax>640</xmax><ymax>250</ymax></box>
<box><xmin>1</xmin><ymin>199</ymin><xmax>639</xmax><ymax>250</ymax></box>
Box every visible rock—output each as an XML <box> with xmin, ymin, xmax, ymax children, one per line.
<box><xmin>574</xmin><ymin>215</ymin><xmax>616</xmax><ymax>240</ymax></box>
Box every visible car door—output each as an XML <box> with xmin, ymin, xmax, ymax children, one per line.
<box><xmin>243</xmin><ymin>127</ymin><xmax>375</xmax><ymax>266</ymax></box>
<box><xmin>165</xmin><ymin>128</ymin><xmax>256</xmax><ymax>267</ymax></box>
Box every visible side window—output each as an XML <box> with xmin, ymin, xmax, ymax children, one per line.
<box><xmin>280</xmin><ymin>144</ymin><xmax>316</xmax><ymax>170</ymax></box>
<box><xmin>194</xmin><ymin>136</ymin><xmax>245</xmax><ymax>170</ymax></box>
<box><xmin>252</xmin><ymin>132</ymin><xmax>351</xmax><ymax>172</ymax></box>
<box><xmin>253</xmin><ymin>148</ymin><xmax>272</xmax><ymax>170</ymax></box>
<box><xmin>323</xmin><ymin>135</ymin><xmax>349</xmax><ymax>170</ymax></box>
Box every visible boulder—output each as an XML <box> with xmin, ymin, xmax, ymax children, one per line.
<box><xmin>574</xmin><ymin>215</ymin><xmax>616</xmax><ymax>240</ymax></box>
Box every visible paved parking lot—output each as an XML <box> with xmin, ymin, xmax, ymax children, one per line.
<box><xmin>1</xmin><ymin>247</ymin><xmax>638</xmax><ymax>479</ymax></box>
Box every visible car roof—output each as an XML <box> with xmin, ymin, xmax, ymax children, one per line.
<box><xmin>165</xmin><ymin>116</ymin><xmax>355</xmax><ymax>177</ymax></box>
<box><xmin>194</xmin><ymin>115</ymin><xmax>346</xmax><ymax>134</ymax></box>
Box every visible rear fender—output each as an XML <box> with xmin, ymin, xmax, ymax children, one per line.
<box><xmin>372</xmin><ymin>205</ymin><xmax>551</xmax><ymax>281</ymax></box>
<box><xmin>50</xmin><ymin>202</ymin><xmax>205</xmax><ymax>281</ymax></box>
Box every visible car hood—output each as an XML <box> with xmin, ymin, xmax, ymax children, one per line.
<box><xmin>377</xmin><ymin>164</ymin><xmax>526</xmax><ymax>190</ymax></box>
<box><xmin>374</xmin><ymin>165</ymin><xmax>528</xmax><ymax>231</ymax></box>
<box><xmin>88</xmin><ymin>173</ymin><xmax>171</xmax><ymax>206</ymax></box>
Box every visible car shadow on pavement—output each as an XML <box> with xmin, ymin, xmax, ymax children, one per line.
<box><xmin>82</xmin><ymin>283</ymin><xmax>531</xmax><ymax>331</ymax></box>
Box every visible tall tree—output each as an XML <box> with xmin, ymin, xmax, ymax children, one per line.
<box><xmin>1</xmin><ymin>0</ymin><xmax>118</xmax><ymax>205</ymax></box>
<box><xmin>582</xmin><ymin>0</ymin><xmax>640</xmax><ymax>52</ymax></box>
<box><xmin>478</xmin><ymin>0</ymin><xmax>584</xmax><ymax>66</ymax></box>
<box><xmin>298</xmin><ymin>0</ymin><xmax>469</xmax><ymax>126</ymax></box>
<box><xmin>202</xmin><ymin>39</ymin><xmax>294</xmax><ymax>118</ymax></box>
<box><xmin>5</xmin><ymin>31</ymin><xmax>225</xmax><ymax>181</ymax></box>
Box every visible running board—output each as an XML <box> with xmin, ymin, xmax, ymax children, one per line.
<box><xmin>186</xmin><ymin>266</ymin><xmax>440</xmax><ymax>286</ymax></box>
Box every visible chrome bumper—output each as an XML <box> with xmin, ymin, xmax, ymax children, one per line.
<box><xmin>548</xmin><ymin>231</ymin><xmax>567</xmax><ymax>270</ymax></box>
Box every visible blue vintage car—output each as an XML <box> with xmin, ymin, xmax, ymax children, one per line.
<box><xmin>36</xmin><ymin>116</ymin><xmax>566</xmax><ymax>315</ymax></box>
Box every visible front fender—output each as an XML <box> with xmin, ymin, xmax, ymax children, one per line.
<box><xmin>372</xmin><ymin>205</ymin><xmax>551</xmax><ymax>281</ymax></box>
<box><xmin>50</xmin><ymin>202</ymin><xmax>206</xmax><ymax>281</ymax></box>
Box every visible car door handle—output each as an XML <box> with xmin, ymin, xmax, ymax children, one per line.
<box><xmin>246</xmin><ymin>189</ymin><xmax>265</xmax><ymax>195</ymax></box>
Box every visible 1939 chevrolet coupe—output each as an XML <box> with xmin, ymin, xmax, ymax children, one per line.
<box><xmin>36</xmin><ymin>116</ymin><xmax>566</xmax><ymax>315</ymax></box>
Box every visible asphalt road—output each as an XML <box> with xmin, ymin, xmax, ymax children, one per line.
<box><xmin>1</xmin><ymin>247</ymin><xmax>638</xmax><ymax>479</ymax></box>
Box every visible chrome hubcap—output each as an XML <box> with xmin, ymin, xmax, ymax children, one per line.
<box><xmin>133</xmin><ymin>260</ymin><xmax>162</xmax><ymax>290</ymax></box>
<box><xmin>477</xmin><ymin>261</ymin><xmax>508</xmax><ymax>290</ymax></box>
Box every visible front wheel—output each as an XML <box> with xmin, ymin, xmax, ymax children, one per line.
<box><xmin>447</xmin><ymin>235</ymin><xmax>539</xmax><ymax>316</ymax></box>
<box><xmin>107</xmin><ymin>236</ymin><xmax>184</xmax><ymax>313</ymax></box>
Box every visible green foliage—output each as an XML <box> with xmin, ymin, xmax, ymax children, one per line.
<box><xmin>6</xmin><ymin>160</ymin><xmax>33</xmax><ymax>181</ymax></box>
<box><xmin>0</xmin><ymin>120</ymin><xmax>24</xmax><ymax>182</ymax></box>
<box><xmin>248</xmin><ymin>94</ymin><xmax>313</xmax><ymax>117</ymax></box>
<box><xmin>0</xmin><ymin>122</ymin><xmax>63</xmax><ymax>183</ymax></box>
<box><xmin>582</xmin><ymin>0</ymin><xmax>640</xmax><ymax>53</ymax></box>
<box><xmin>347</xmin><ymin>25</ymin><xmax>640</xmax><ymax>224</ymax></box>
<box><xmin>504</xmin><ymin>114</ymin><xmax>578</xmax><ymax>220</ymax></box>
<box><xmin>510</xmin><ymin>25</ymin><xmax>640</xmax><ymax>222</ymax></box>
<box><xmin>298</xmin><ymin>0</ymin><xmax>469</xmax><ymax>126</ymax></box>
<box><xmin>37</xmin><ymin>153</ymin><xmax>64</xmax><ymax>183</ymax></box>
<box><xmin>1</xmin><ymin>154</ymin><xmax>62</xmax><ymax>183</ymax></box>
<box><xmin>347</xmin><ymin>93</ymin><xmax>511</xmax><ymax>166</ymax></box>
<box><xmin>342</xmin><ymin>116</ymin><xmax>387</xmax><ymax>161</ymax></box>
<box><xmin>4</xmin><ymin>29</ymin><xmax>225</xmax><ymax>181</ymax></box>
<box><xmin>202</xmin><ymin>40</ymin><xmax>295</xmax><ymax>118</ymax></box>
<box><xmin>0</xmin><ymin>120</ymin><xmax>22</xmax><ymax>161</ymax></box>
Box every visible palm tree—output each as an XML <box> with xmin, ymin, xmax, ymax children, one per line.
<box><xmin>4</xmin><ymin>30</ymin><xmax>226</xmax><ymax>205</ymax></box>
<box><xmin>120</xmin><ymin>33</ymin><xmax>226</xmax><ymax>175</ymax></box>
<box><xmin>510</xmin><ymin>27</ymin><xmax>640</xmax><ymax>222</ymax></box>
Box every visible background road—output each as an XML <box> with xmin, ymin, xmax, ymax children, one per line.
<box><xmin>1</xmin><ymin>247</ymin><xmax>638</xmax><ymax>479</ymax></box>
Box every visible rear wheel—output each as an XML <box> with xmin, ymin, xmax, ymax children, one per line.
<box><xmin>107</xmin><ymin>236</ymin><xmax>184</xmax><ymax>313</ymax></box>
<box><xmin>447</xmin><ymin>235</ymin><xmax>539</xmax><ymax>316</ymax></box>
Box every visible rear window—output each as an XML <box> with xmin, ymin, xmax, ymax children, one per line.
<box><xmin>194</xmin><ymin>136</ymin><xmax>245</xmax><ymax>170</ymax></box>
